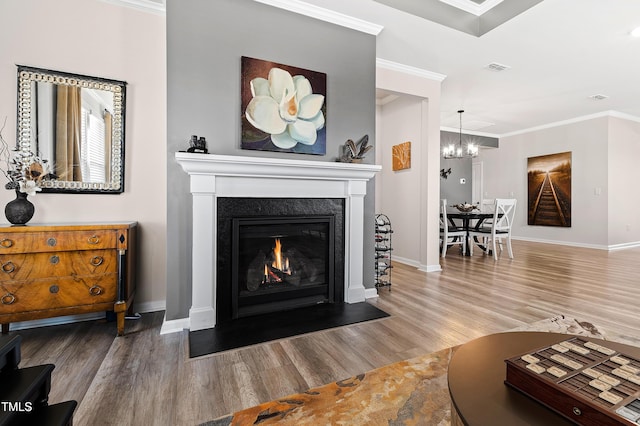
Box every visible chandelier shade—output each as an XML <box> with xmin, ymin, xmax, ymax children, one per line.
<box><xmin>442</xmin><ymin>110</ymin><xmax>479</xmax><ymax>159</ymax></box>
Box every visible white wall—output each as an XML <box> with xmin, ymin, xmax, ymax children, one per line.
<box><xmin>376</xmin><ymin>66</ymin><xmax>442</xmax><ymax>271</ymax></box>
<box><xmin>608</xmin><ymin>116</ymin><xmax>640</xmax><ymax>247</ymax></box>
<box><xmin>480</xmin><ymin>115</ymin><xmax>640</xmax><ymax>249</ymax></box>
<box><xmin>0</xmin><ymin>0</ymin><xmax>167</xmax><ymax>310</ymax></box>
<box><xmin>377</xmin><ymin>95</ymin><xmax>423</xmax><ymax>262</ymax></box>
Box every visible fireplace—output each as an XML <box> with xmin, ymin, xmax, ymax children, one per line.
<box><xmin>216</xmin><ymin>197</ymin><xmax>344</xmax><ymax>324</ymax></box>
<box><xmin>175</xmin><ymin>153</ymin><xmax>380</xmax><ymax>331</ymax></box>
<box><xmin>232</xmin><ymin>215</ymin><xmax>335</xmax><ymax>319</ymax></box>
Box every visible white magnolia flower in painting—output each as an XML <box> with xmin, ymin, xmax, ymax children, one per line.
<box><xmin>245</xmin><ymin>67</ymin><xmax>325</xmax><ymax>149</ymax></box>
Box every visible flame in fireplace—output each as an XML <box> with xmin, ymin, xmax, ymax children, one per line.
<box><xmin>273</xmin><ymin>238</ymin><xmax>283</xmax><ymax>271</ymax></box>
<box><xmin>271</xmin><ymin>238</ymin><xmax>291</xmax><ymax>275</ymax></box>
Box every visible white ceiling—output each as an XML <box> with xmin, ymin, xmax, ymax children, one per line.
<box><xmin>112</xmin><ymin>0</ymin><xmax>640</xmax><ymax>137</ymax></box>
<box><xmin>300</xmin><ymin>0</ymin><xmax>640</xmax><ymax>136</ymax></box>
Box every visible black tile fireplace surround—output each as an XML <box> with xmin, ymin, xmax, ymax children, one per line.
<box><xmin>216</xmin><ymin>198</ymin><xmax>345</xmax><ymax>324</ymax></box>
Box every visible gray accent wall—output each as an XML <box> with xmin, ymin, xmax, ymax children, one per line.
<box><xmin>166</xmin><ymin>0</ymin><xmax>377</xmax><ymax>320</ymax></box>
<box><xmin>440</xmin><ymin>156</ymin><xmax>473</xmax><ymax>205</ymax></box>
<box><xmin>439</xmin><ymin>131</ymin><xmax>498</xmax><ymax>205</ymax></box>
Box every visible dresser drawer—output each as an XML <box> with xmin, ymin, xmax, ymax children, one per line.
<box><xmin>0</xmin><ymin>274</ymin><xmax>117</xmax><ymax>314</ymax></box>
<box><xmin>0</xmin><ymin>230</ymin><xmax>117</xmax><ymax>254</ymax></box>
<box><xmin>0</xmin><ymin>250</ymin><xmax>117</xmax><ymax>282</ymax></box>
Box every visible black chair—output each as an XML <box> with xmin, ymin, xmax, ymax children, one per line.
<box><xmin>0</xmin><ymin>334</ymin><xmax>77</xmax><ymax>426</ymax></box>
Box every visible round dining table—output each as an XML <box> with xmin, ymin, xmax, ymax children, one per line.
<box><xmin>446</xmin><ymin>210</ymin><xmax>495</xmax><ymax>256</ymax></box>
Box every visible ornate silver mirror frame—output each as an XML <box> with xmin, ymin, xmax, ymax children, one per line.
<box><xmin>17</xmin><ymin>65</ymin><xmax>127</xmax><ymax>193</ymax></box>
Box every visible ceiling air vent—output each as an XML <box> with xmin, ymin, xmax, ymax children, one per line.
<box><xmin>485</xmin><ymin>62</ymin><xmax>511</xmax><ymax>72</ymax></box>
<box><xmin>589</xmin><ymin>94</ymin><xmax>608</xmax><ymax>101</ymax></box>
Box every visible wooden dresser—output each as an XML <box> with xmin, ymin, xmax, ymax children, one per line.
<box><xmin>0</xmin><ymin>223</ymin><xmax>136</xmax><ymax>336</ymax></box>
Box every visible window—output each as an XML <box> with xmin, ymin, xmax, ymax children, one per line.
<box><xmin>80</xmin><ymin>108</ymin><xmax>107</xmax><ymax>182</ymax></box>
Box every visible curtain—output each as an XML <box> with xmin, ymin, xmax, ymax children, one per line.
<box><xmin>104</xmin><ymin>110</ymin><xmax>112</xmax><ymax>182</ymax></box>
<box><xmin>55</xmin><ymin>86</ymin><xmax>82</xmax><ymax>181</ymax></box>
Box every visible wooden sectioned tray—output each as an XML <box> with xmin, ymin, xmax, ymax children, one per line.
<box><xmin>505</xmin><ymin>336</ymin><xmax>640</xmax><ymax>426</ymax></box>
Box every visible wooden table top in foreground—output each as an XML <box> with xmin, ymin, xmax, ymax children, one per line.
<box><xmin>448</xmin><ymin>332</ymin><xmax>640</xmax><ymax>426</ymax></box>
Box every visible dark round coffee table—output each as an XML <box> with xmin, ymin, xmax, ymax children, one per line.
<box><xmin>448</xmin><ymin>332</ymin><xmax>640</xmax><ymax>425</ymax></box>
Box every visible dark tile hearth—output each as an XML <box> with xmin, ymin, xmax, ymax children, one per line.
<box><xmin>188</xmin><ymin>302</ymin><xmax>389</xmax><ymax>357</ymax></box>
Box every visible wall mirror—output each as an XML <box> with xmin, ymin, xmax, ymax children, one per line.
<box><xmin>17</xmin><ymin>65</ymin><xmax>127</xmax><ymax>193</ymax></box>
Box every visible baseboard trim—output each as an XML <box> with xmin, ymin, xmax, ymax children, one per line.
<box><xmin>160</xmin><ymin>314</ymin><xmax>190</xmax><ymax>335</ymax></box>
<box><xmin>608</xmin><ymin>241</ymin><xmax>640</xmax><ymax>251</ymax></box>
<box><xmin>418</xmin><ymin>264</ymin><xmax>443</xmax><ymax>272</ymax></box>
<box><xmin>392</xmin><ymin>255</ymin><xmax>442</xmax><ymax>273</ymax></box>
<box><xmin>364</xmin><ymin>288</ymin><xmax>379</xmax><ymax>299</ymax></box>
<box><xmin>4</xmin><ymin>300</ymin><xmax>167</xmax><ymax>332</ymax></box>
<box><xmin>392</xmin><ymin>255</ymin><xmax>420</xmax><ymax>267</ymax></box>
<box><xmin>511</xmin><ymin>236</ymin><xmax>607</xmax><ymax>250</ymax></box>
<box><xmin>512</xmin><ymin>236</ymin><xmax>640</xmax><ymax>251</ymax></box>
<box><xmin>6</xmin><ymin>313</ymin><xmax>106</xmax><ymax>332</ymax></box>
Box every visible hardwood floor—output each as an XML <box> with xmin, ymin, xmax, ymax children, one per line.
<box><xmin>12</xmin><ymin>240</ymin><xmax>640</xmax><ymax>425</ymax></box>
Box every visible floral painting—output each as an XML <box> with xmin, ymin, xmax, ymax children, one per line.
<box><xmin>241</xmin><ymin>56</ymin><xmax>326</xmax><ymax>155</ymax></box>
<box><xmin>527</xmin><ymin>151</ymin><xmax>571</xmax><ymax>227</ymax></box>
<box><xmin>392</xmin><ymin>141</ymin><xmax>411</xmax><ymax>171</ymax></box>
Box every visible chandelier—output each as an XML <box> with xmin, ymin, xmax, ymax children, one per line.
<box><xmin>442</xmin><ymin>110</ymin><xmax>478</xmax><ymax>159</ymax></box>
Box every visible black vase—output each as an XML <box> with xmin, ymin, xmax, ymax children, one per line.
<box><xmin>5</xmin><ymin>189</ymin><xmax>35</xmax><ymax>225</ymax></box>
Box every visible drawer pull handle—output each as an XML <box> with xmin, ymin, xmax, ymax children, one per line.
<box><xmin>50</xmin><ymin>255</ymin><xmax>59</xmax><ymax>265</ymax></box>
<box><xmin>87</xmin><ymin>235</ymin><xmax>100</xmax><ymax>245</ymax></box>
<box><xmin>90</xmin><ymin>256</ymin><xmax>104</xmax><ymax>266</ymax></box>
<box><xmin>1</xmin><ymin>262</ymin><xmax>15</xmax><ymax>273</ymax></box>
<box><xmin>49</xmin><ymin>285</ymin><xmax>59</xmax><ymax>294</ymax></box>
<box><xmin>1</xmin><ymin>293</ymin><xmax>15</xmax><ymax>305</ymax></box>
<box><xmin>89</xmin><ymin>285</ymin><xmax>103</xmax><ymax>296</ymax></box>
<box><xmin>47</xmin><ymin>238</ymin><xmax>57</xmax><ymax>247</ymax></box>
<box><xmin>572</xmin><ymin>407</ymin><xmax>582</xmax><ymax>416</ymax></box>
<box><xmin>0</xmin><ymin>239</ymin><xmax>14</xmax><ymax>248</ymax></box>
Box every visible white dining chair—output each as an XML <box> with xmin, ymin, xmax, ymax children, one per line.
<box><xmin>469</xmin><ymin>198</ymin><xmax>517</xmax><ymax>260</ymax></box>
<box><xmin>470</xmin><ymin>198</ymin><xmax>495</xmax><ymax>230</ymax></box>
<box><xmin>481</xmin><ymin>198</ymin><xmax>495</xmax><ymax>215</ymax></box>
<box><xmin>440</xmin><ymin>199</ymin><xmax>466</xmax><ymax>257</ymax></box>
<box><xmin>475</xmin><ymin>198</ymin><xmax>496</xmax><ymax>239</ymax></box>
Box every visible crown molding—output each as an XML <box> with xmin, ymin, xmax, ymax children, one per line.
<box><xmin>254</xmin><ymin>0</ymin><xmax>383</xmax><ymax>35</ymax></box>
<box><xmin>99</xmin><ymin>0</ymin><xmax>165</xmax><ymax>15</ymax></box>
<box><xmin>438</xmin><ymin>0</ymin><xmax>504</xmax><ymax>16</ymax></box>
<box><xmin>440</xmin><ymin>126</ymin><xmax>500</xmax><ymax>138</ymax></box>
<box><xmin>608</xmin><ymin>110</ymin><xmax>640</xmax><ymax>124</ymax></box>
<box><xmin>376</xmin><ymin>58</ymin><xmax>447</xmax><ymax>82</ymax></box>
<box><xmin>501</xmin><ymin>111</ymin><xmax>640</xmax><ymax>138</ymax></box>
<box><xmin>376</xmin><ymin>93</ymin><xmax>400</xmax><ymax>106</ymax></box>
<box><xmin>99</xmin><ymin>0</ymin><xmax>384</xmax><ymax>34</ymax></box>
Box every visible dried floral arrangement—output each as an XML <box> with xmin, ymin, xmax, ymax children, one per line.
<box><xmin>0</xmin><ymin>118</ymin><xmax>56</xmax><ymax>196</ymax></box>
<box><xmin>451</xmin><ymin>202</ymin><xmax>478</xmax><ymax>212</ymax></box>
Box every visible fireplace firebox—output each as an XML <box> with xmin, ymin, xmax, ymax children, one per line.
<box><xmin>232</xmin><ymin>216</ymin><xmax>335</xmax><ymax>319</ymax></box>
<box><xmin>216</xmin><ymin>197</ymin><xmax>345</xmax><ymax>324</ymax></box>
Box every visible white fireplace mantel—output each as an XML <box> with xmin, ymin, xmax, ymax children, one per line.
<box><xmin>175</xmin><ymin>152</ymin><xmax>381</xmax><ymax>331</ymax></box>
